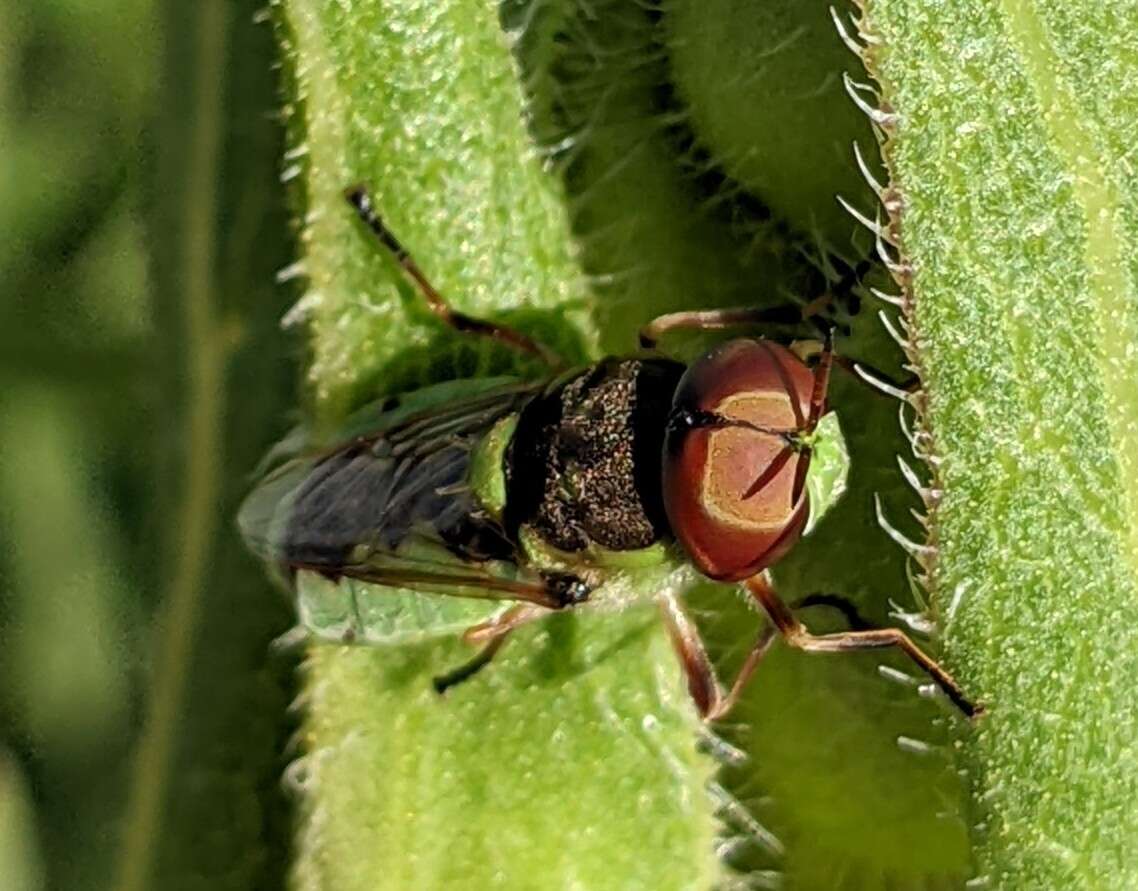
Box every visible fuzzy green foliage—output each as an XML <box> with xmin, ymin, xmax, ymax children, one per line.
<box><xmin>863</xmin><ymin>2</ymin><xmax>1138</xmax><ymax>886</ymax></box>
<box><xmin>279</xmin><ymin>2</ymin><xmax>722</xmax><ymax>888</ymax></box>
<box><xmin>294</xmin><ymin>617</ymin><xmax>717</xmax><ymax>891</ymax></box>
<box><xmin>277</xmin><ymin>0</ymin><xmax>981</xmax><ymax>889</ymax></box>
<box><xmin>665</xmin><ymin>0</ymin><xmax>884</xmax><ymax>256</ymax></box>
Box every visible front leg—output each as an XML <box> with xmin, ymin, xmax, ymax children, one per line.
<box><xmin>744</xmin><ymin>574</ymin><xmax>981</xmax><ymax>718</ymax></box>
<box><xmin>659</xmin><ymin>584</ymin><xmax>952</xmax><ymax>721</ymax></box>
<box><xmin>658</xmin><ymin>588</ymin><xmax>782</xmax><ymax>721</ymax></box>
<box><xmin>657</xmin><ymin>589</ymin><xmax>725</xmax><ymax>719</ymax></box>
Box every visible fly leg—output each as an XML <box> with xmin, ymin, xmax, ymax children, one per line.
<box><xmin>639</xmin><ymin>305</ymin><xmax>817</xmax><ymax>350</ymax></box>
<box><xmin>655</xmin><ymin>587</ymin><xmax>851</xmax><ymax>719</ymax></box>
<box><xmin>638</xmin><ymin>251</ymin><xmax>878</xmax><ymax>350</ymax></box>
<box><xmin>657</xmin><ymin>590</ymin><xmax>728</xmax><ymax>719</ymax></box>
<box><xmin>662</xmin><ymin>597</ymin><xmax>786</xmax><ymax>723</ymax></box>
<box><xmin>711</xmin><ymin>593</ymin><xmax>872</xmax><ymax>719</ymax></box>
<box><xmin>707</xmin><ymin>593</ymin><xmax>882</xmax><ymax>719</ymax></box>
<box><xmin>639</xmin><ymin>301</ymin><xmax>917</xmax><ymax>397</ymax></box>
<box><xmin>432</xmin><ymin>603</ymin><xmax>551</xmax><ymax>694</ymax></box>
<box><xmin>659</xmin><ymin>590</ymin><xmax>878</xmax><ymax>721</ymax></box>
<box><xmin>744</xmin><ymin>574</ymin><xmax>981</xmax><ymax>718</ymax></box>
<box><xmin>344</xmin><ymin>184</ymin><xmax>563</xmax><ymax>367</ymax></box>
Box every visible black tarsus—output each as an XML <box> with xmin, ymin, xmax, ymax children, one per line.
<box><xmin>344</xmin><ymin>183</ymin><xmax>409</xmax><ymax>260</ymax></box>
<box><xmin>432</xmin><ymin>636</ymin><xmax>509</xmax><ymax>694</ymax></box>
<box><xmin>542</xmin><ymin>571</ymin><xmax>593</xmax><ymax>607</ymax></box>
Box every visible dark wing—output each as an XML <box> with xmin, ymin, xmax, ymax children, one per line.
<box><xmin>239</xmin><ymin>378</ymin><xmax>556</xmax><ymax>602</ymax></box>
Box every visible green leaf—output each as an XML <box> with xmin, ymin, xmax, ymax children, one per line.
<box><xmin>664</xmin><ymin>0</ymin><xmax>883</xmax><ymax>256</ymax></box>
<box><xmin>279</xmin><ymin>2</ymin><xmax>719</xmax><ymax>889</ymax></box>
<box><xmin>278</xmin><ymin>0</ymin><xmax>982</xmax><ymax>888</ymax></box>
<box><xmin>862</xmin><ymin>1</ymin><xmax>1138</xmax><ymax>886</ymax></box>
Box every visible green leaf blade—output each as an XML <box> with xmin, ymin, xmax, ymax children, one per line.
<box><xmin>865</xmin><ymin>1</ymin><xmax>1138</xmax><ymax>885</ymax></box>
<box><xmin>293</xmin><ymin>613</ymin><xmax>718</xmax><ymax>891</ymax></box>
<box><xmin>279</xmin><ymin>1</ymin><xmax>723</xmax><ymax>887</ymax></box>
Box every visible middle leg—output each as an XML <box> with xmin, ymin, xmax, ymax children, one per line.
<box><xmin>638</xmin><ymin>304</ymin><xmax>822</xmax><ymax>350</ymax></box>
<box><xmin>638</xmin><ymin>300</ymin><xmax>917</xmax><ymax>397</ymax></box>
<box><xmin>432</xmin><ymin>603</ymin><xmax>552</xmax><ymax>694</ymax></box>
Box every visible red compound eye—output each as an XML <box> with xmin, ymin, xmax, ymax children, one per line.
<box><xmin>663</xmin><ymin>339</ymin><xmax>818</xmax><ymax>581</ymax></box>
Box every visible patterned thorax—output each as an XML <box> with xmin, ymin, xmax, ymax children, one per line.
<box><xmin>505</xmin><ymin>358</ymin><xmax>685</xmax><ymax>553</ymax></box>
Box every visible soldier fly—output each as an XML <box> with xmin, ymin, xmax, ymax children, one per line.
<box><xmin>239</xmin><ymin>184</ymin><xmax>979</xmax><ymax>720</ymax></box>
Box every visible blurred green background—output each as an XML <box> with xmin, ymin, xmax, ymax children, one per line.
<box><xmin>0</xmin><ymin>2</ymin><xmax>299</xmax><ymax>888</ymax></box>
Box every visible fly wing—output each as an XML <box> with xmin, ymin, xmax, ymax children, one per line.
<box><xmin>239</xmin><ymin>378</ymin><xmax>544</xmax><ymax>599</ymax></box>
<box><xmin>293</xmin><ymin>570</ymin><xmax>521</xmax><ymax>646</ymax></box>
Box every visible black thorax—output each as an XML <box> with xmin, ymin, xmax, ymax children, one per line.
<box><xmin>505</xmin><ymin>358</ymin><xmax>685</xmax><ymax>551</ymax></box>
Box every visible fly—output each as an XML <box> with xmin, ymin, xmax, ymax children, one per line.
<box><xmin>239</xmin><ymin>184</ymin><xmax>980</xmax><ymax>720</ymax></box>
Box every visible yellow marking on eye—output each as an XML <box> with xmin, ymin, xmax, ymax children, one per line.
<box><xmin>699</xmin><ymin>392</ymin><xmax>800</xmax><ymax>532</ymax></box>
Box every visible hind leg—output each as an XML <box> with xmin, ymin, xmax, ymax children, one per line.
<box><xmin>345</xmin><ymin>184</ymin><xmax>564</xmax><ymax>367</ymax></box>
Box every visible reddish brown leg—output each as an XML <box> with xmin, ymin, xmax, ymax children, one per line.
<box><xmin>657</xmin><ymin>590</ymin><xmax>724</xmax><ymax>719</ymax></box>
<box><xmin>805</xmin><ymin>328</ymin><xmax>834</xmax><ymax>432</ymax></box>
<box><xmin>461</xmin><ymin>603</ymin><xmax>551</xmax><ymax>644</ymax></box>
<box><xmin>344</xmin><ymin>184</ymin><xmax>563</xmax><ymax>367</ymax></box>
<box><xmin>432</xmin><ymin>604</ymin><xmax>551</xmax><ymax>694</ymax></box>
<box><xmin>638</xmin><ymin>301</ymin><xmax>919</xmax><ymax>404</ymax></box>
<box><xmin>745</xmin><ymin>575</ymin><xmax>981</xmax><ymax>718</ymax></box>
<box><xmin>659</xmin><ymin>590</ymin><xmax>887</xmax><ymax>720</ymax></box>
<box><xmin>639</xmin><ymin>305</ymin><xmax>813</xmax><ymax>350</ymax></box>
<box><xmin>658</xmin><ymin>589</ymin><xmax>782</xmax><ymax>721</ymax></box>
<box><xmin>709</xmin><ymin>623</ymin><xmax>779</xmax><ymax>721</ymax></box>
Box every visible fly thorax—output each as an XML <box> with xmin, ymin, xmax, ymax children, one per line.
<box><xmin>505</xmin><ymin>358</ymin><xmax>684</xmax><ymax>552</ymax></box>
